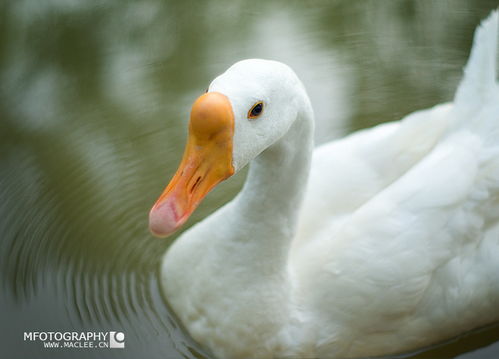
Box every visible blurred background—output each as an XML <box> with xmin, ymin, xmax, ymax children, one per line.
<box><xmin>1</xmin><ymin>0</ymin><xmax>499</xmax><ymax>358</ymax></box>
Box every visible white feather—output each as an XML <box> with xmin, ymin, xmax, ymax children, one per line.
<box><xmin>160</xmin><ymin>11</ymin><xmax>499</xmax><ymax>359</ymax></box>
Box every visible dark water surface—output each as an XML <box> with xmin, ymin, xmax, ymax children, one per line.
<box><xmin>1</xmin><ymin>1</ymin><xmax>499</xmax><ymax>358</ymax></box>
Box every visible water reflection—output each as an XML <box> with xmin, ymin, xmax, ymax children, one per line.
<box><xmin>1</xmin><ymin>1</ymin><xmax>498</xmax><ymax>358</ymax></box>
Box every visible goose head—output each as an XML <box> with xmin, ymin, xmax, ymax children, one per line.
<box><xmin>149</xmin><ymin>59</ymin><xmax>306</xmax><ymax>237</ymax></box>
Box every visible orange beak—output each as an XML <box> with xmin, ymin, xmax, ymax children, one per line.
<box><xmin>149</xmin><ymin>92</ymin><xmax>235</xmax><ymax>237</ymax></box>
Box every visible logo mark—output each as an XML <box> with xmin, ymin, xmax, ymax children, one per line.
<box><xmin>109</xmin><ymin>331</ymin><xmax>125</xmax><ymax>349</ymax></box>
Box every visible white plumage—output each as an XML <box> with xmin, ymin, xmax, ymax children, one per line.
<box><xmin>155</xmin><ymin>11</ymin><xmax>499</xmax><ymax>359</ymax></box>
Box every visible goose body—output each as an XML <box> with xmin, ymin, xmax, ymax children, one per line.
<box><xmin>150</xmin><ymin>12</ymin><xmax>499</xmax><ymax>359</ymax></box>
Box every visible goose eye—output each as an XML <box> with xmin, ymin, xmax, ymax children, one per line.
<box><xmin>248</xmin><ymin>102</ymin><xmax>264</xmax><ymax>119</ymax></box>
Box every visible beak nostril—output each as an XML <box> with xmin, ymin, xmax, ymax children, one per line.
<box><xmin>190</xmin><ymin>176</ymin><xmax>202</xmax><ymax>194</ymax></box>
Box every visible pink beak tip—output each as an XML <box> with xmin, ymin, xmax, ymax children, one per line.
<box><xmin>149</xmin><ymin>202</ymin><xmax>182</xmax><ymax>238</ymax></box>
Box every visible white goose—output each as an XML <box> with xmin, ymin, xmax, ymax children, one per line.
<box><xmin>149</xmin><ymin>12</ymin><xmax>499</xmax><ymax>359</ymax></box>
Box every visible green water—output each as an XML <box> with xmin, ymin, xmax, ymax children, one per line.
<box><xmin>1</xmin><ymin>1</ymin><xmax>499</xmax><ymax>358</ymax></box>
